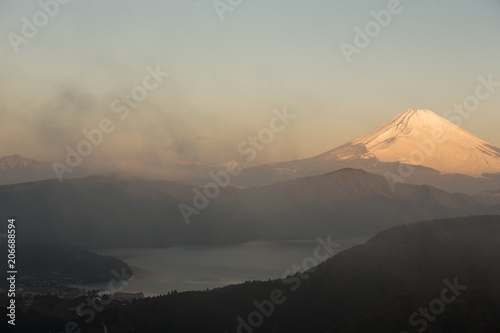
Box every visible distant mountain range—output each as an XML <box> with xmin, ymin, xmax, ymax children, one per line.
<box><xmin>2</xmin><ymin>169</ymin><xmax>499</xmax><ymax>247</ymax></box>
<box><xmin>0</xmin><ymin>154</ymin><xmax>106</xmax><ymax>185</ymax></box>
<box><xmin>0</xmin><ymin>155</ymin><xmax>54</xmax><ymax>185</ymax></box>
<box><xmin>2</xmin><ymin>109</ymin><xmax>500</xmax><ymax>194</ymax></box>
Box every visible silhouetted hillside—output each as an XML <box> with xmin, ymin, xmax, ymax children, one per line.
<box><xmin>0</xmin><ymin>243</ymin><xmax>132</xmax><ymax>286</ymax></box>
<box><xmin>1</xmin><ymin>171</ymin><xmax>499</xmax><ymax>247</ymax></box>
<box><xmin>6</xmin><ymin>215</ymin><xmax>500</xmax><ymax>333</ymax></box>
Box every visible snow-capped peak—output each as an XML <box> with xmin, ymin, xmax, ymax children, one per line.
<box><xmin>0</xmin><ymin>154</ymin><xmax>40</xmax><ymax>170</ymax></box>
<box><xmin>344</xmin><ymin>109</ymin><xmax>500</xmax><ymax>176</ymax></box>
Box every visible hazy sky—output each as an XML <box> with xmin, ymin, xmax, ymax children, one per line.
<box><xmin>1</xmin><ymin>0</ymin><xmax>499</xmax><ymax>167</ymax></box>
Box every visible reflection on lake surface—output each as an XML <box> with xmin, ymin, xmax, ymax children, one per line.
<box><xmin>77</xmin><ymin>236</ymin><xmax>371</xmax><ymax>296</ymax></box>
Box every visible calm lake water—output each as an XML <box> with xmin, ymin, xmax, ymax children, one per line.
<box><xmin>79</xmin><ymin>235</ymin><xmax>371</xmax><ymax>296</ymax></box>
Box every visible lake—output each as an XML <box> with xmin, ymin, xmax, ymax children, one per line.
<box><xmin>78</xmin><ymin>235</ymin><xmax>371</xmax><ymax>296</ymax></box>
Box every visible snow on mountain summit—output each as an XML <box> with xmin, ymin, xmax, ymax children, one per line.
<box><xmin>0</xmin><ymin>154</ymin><xmax>42</xmax><ymax>171</ymax></box>
<box><xmin>329</xmin><ymin>109</ymin><xmax>500</xmax><ymax>176</ymax></box>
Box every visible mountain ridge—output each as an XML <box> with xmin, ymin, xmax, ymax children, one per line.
<box><xmin>3</xmin><ymin>109</ymin><xmax>500</xmax><ymax>194</ymax></box>
<box><xmin>235</xmin><ymin>109</ymin><xmax>500</xmax><ymax>193</ymax></box>
<box><xmin>3</xmin><ymin>168</ymin><xmax>499</xmax><ymax>247</ymax></box>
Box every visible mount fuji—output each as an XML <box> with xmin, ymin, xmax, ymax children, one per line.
<box><xmin>235</xmin><ymin>109</ymin><xmax>500</xmax><ymax>194</ymax></box>
<box><xmin>3</xmin><ymin>109</ymin><xmax>500</xmax><ymax>194</ymax></box>
<box><xmin>330</xmin><ymin>109</ymin><xmax>500</xmax><ymax>176</ymax></box>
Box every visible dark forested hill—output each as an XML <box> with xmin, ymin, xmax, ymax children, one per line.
<box><xmin>0</xmin><ymin>243</ymin><xmax>132</xmax><ymax>286</ymax></box>
<box><xmin>2</xmin><ymin>170</ymin><xmax>499</xmax><ymax>247</ymax></box>
<box><xmin>6</xmin><ymin>215</ymin><xmax>500</xmax><ymax>333</ymax></box>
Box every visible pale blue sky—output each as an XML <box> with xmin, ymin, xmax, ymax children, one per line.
<box><xmin>1</xmin><ymin>0</ymin><xmax>499</xmax><ymax>165</ymax></box>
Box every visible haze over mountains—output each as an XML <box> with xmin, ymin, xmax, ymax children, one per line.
<box><xmin>235</xmin><ymin>109</ymin><xmax>500</xmax><ymax>193</ymax></box>
<box><xmin>2</xmin><ymin>109</ymin><xmax>500</xmax><ymax>194</ymax></box>
<box><xmin>0</xmin><ymin>155</ymin><xmax>55</xmax><ymax>185</ymax></box>
<box><xmin>2</xmin><ymin>168</ymin><xmax>500</xmax><ymax>248</ymax></box>
<box><xmin>3</xmin><ymin>0</ymin><xmax>500</xmax><ymax>331</ymax></box>
<box><xmin>0</xmin><ymin>154</ymin><xmax>105</xmax><ymax>185</ymax></box>
<box><xmin>2</xmin><ymin>110</ymin><xmax>500</xmax><ymax>330</ymax></box>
